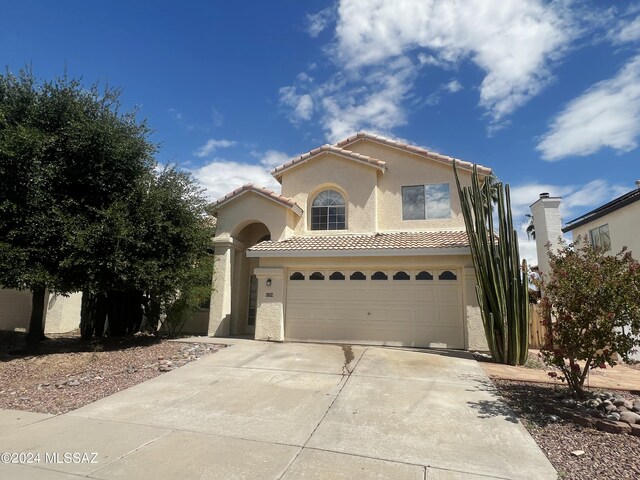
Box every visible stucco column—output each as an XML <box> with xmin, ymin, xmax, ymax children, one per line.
<box><xmin>463</xmin><ymin>267</ymin><xmax>487</xmax><ymax>351</ymax></box>
<box><xmin>208</xmin><ymin>240</ymin><xmax>238</xmax><ymax>337</ymax></box>
<box><xmin>253</xmin><ymin>267</ymin><xmax>285</xmax><ymax>342</ymax></box>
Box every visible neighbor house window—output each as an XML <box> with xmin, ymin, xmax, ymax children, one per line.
<box><xmin>311</xmin><ymin>190</ymin><xmax>346</xmax><ymax>230</ymax></box>
<box><xmin>402</xmin><ymin>184</ymin><xmax>450</xmax><ymax>220</ymax></box>
<box><xmin>589</xmin><ymin>224</ymin><xmax>611</xmax><ymax>251</ymax></box>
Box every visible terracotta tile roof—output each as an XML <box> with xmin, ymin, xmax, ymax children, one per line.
<box><xmin>334</xmin><ymin>131</ymin><xmax>492</xmax><ymax>175</ymax></box>
<box><xmin>249</xmin><ymin>231</ymin><xmax>470</xmax><ymax>253</ymax></box>
<box><xmin>270</xmin><ymin>144</ymin><xmax>386</xmax><ymax>180</ymax></box>
<box><xmin>212</xmin><ymin>183</ymin><xmax>302</xmax><ymax>215</ymax></box>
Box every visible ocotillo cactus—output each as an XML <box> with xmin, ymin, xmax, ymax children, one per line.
<box><xmin>454</xmin><ymin>164</ymin><xmax>529</xmax><ymax>365</ymax></box>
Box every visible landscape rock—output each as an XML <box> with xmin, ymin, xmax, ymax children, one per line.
<box><xmin>596</xmin><ymin>419</ymin><xmax>632</xmax><ymax>435</ymax></box>
<box><xmin>619</xmin><ymin>411</ymin><xmax>640</xmax><ymax>425</ymax></box>
<box><xmin>606</xmin><ymin>413</ymin><xmax>621</xmax><ymax>421</ymax></box>
<box><xmin>570</xmin><ymin>450</ymin><xmax>585</xmax><ymax>457</ymax></box>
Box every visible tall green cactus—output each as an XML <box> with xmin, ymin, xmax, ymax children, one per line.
<box><xmin>454</xmin><ymin>164</ymin><xmax>529</xmax><ymax>365</ymax></box>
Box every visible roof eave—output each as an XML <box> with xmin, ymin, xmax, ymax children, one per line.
<box><xmin>213</xmin><ymin>189</ymin><xmax>302</xmax><ymax>216</ymax></box>
<box><xmin>246</xmin><ymin>247</ymin><xmax>471</xmax><ymax>258</ymax></box>
<box><xmin>562</xmin><ymin>190</ymin><xmax>640</xmax><ymax>233</ymax></box>
<box><xmin>334</xmin><ymin>132</ymin><xmax>492</xmax><ymax>176</ymax></box>
<box><xmin>270</xmin><ymin>147</ymin><xmax>387</xmax><ymax>181</ymax></box>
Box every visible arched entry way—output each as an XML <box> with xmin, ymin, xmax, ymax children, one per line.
<box><xmin>230</xmin><ymin>222</ymin><xmax>271</xmax><ymax>335</ymax></box>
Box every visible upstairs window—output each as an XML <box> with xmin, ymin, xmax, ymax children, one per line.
<box><xmin>589</xmin><ymin>224</ymin><xmax>611</xmax><ymax>251</ymax></box>
<box><xmin>402</xmin><ymin>184</ymin><xmax>450</xmax><ymax>220</ymax></box>
<box><xmin>311</xmin><ymin>190</ymin><xmax>346</xmax><ymax>230</ymax></box>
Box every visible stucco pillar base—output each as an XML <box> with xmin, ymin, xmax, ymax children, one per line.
<box><xmin>208</xmin><ymin>243</ymin><xmax>235</xmax><ymax>337</ymax></box>
<box><xmin>463</xmin><ymin>267</ymin><xmax>488</xmax><ymax>351</ymax></box>
<box><xmin>254</xmin><ymin>267</ymin><xmax>285</xmax><ymax>342</ymax></box>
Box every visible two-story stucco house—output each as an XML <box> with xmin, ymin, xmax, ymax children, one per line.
<box><xmin>562</xmin><ymin>181</ymin><xmax>640</xmax><ymax>259</ymax></box>
<box><xmin>208</xmin><ymin>132</ymin><xmax>491</xmax><ymax>351</ymax></box>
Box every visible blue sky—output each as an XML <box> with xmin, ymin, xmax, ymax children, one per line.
<box><xmin>2</xmin><ymin>0</ymin><xmax>639</xmax><ymax>263</ymax></box>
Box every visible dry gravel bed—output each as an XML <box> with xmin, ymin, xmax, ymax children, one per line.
<box><xmin>493</xmin><ymin>379</ymin><xmax>640</xmax><ymax>480</ymax></box>
<box><xmin>0</xmin><ymin>334</ymin><xmax>224</xmax><ymax>414</ymax></box>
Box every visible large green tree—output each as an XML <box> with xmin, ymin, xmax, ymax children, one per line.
<box><xmin>0</xmin><ymin>69</ymin><xmax>155</xmax><ymax>343</ymax></box>
<box><xmin>78</xmin><ymin>166</ymin><xmax>215</xmax><ymax>339</ymax></box>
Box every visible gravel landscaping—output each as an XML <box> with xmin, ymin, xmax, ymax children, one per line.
<box><xmin>0</xmin><ymin>334</ymin><xmax>224</xmax><ymax>414</ymax></box>
<box><xmin>494</xmin><ymin>379</ymin><xmax>640</xmax><ymax>480</ymax></box>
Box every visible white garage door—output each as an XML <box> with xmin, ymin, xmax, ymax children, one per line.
<box><xmin>285</xmin><ymin>268</ymin><xmax>464</xmax><ymax>349</ymax></box>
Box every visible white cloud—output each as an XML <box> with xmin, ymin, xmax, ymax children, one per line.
<box><xmin>509</xmin><ymin>179</ymin><xmax>629</xmax><ymax>266</ymax></box>
<box><xmin>537</xmin><ymin>54</ymin><xmax>640</xmax><ymax>160</ymax></box>
<box><xmin>618</xmin><ymin>16</ymin><xmax>640</xmax><ymax>43</ymax></box>
<box><xmin>252</xmin><ymin>150</ymin><xmax>291</xmax><ymax>168</ymax></box>
<box><xmin>333</xmin><ymin>0</ymin><xmax>574</xmax><ymax>124</ymax></box>
<box><xmin>283</xmin><ymin>0</ymin><xmax>581</xmax><ymax>140</ymax></box>
<box><xmin>320</xmin><ymin>56</ymin><xmax>417</xmax><ymax>142</ymax></box>
<box><xmin>444</xmin><ymin>80</ymin><xmax>463</xmax><ymax>93</ymax></box>
<box><xmin>279</xmin><ymin>86</ymin><xmax>314</xmax><ymax>123</ymax></box>
<box><xmin>193</xmin><ymin>139</ymin><xmax>237</xmax><ymax>158</ymax></box>
<box><xmin>211</xmin><ymin>106</ymin><xmax>224</xmax><ymax>127</ymax></box>
<box><xmin>192</xmin><ymin>159</ymin><xmax>281</xmax><ymax>201</ymax></box>
<box><xmin>305</xmin><ymin>6</ymin><xmax>335</xmax><ymax>38</ymax></box>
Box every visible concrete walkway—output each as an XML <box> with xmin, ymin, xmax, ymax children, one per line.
<box><xmin>0</xmin><ymin>341</ymin><xmax>556</xmax><ymax>479</ymax></box>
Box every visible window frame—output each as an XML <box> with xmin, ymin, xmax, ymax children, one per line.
<box><xmin>310</xmin><ymin>189</ymin><xmax>347</xmax><ymax>231</ymax></box>
<box><xmin>589</xmin><ymin>224</ymin><xmax>611</xmax><ymax>251</ymax></box>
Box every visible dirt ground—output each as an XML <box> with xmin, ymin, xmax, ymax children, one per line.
<box><xmin>0</xmin><ymin>333</ymin><xmax>224</xmax><ymax>414</ymax></box>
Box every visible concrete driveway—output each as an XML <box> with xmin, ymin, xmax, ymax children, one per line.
<box><xmin>0</xmin><ymin>340</ymin><xmax>556</xmax><ymax>479</ymax></box>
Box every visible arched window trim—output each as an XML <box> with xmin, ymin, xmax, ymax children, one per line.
<box><xmin>289</xmin><ymin>272</ymin><xmax>305</xmax><ymax>280</ymax></box>
<box><xmin>371</xmin><ymin>271</ymin><xmax>388</xmax><ymax>280</ymax></box>
<box><xmin>310</xmin><ymin>189</ymin><xmax>346</xmax><ymax>231</ymax></box>
<box><xmin>329</xmin><ymin>271</ymin><xmax>345</xmax><ymax>280</ymax></box>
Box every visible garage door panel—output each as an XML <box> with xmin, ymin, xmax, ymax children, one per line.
<box><xmin>285</xmin><ymin>269</ymin><xmax>464</xmax><ymax>349</ymax></box>
<box><xmin>437</xmin><ymin>286</ymin><xmax>461</xmax><ymax>303</ymax></box>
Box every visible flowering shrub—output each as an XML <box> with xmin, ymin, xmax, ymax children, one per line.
<box><xmin>537</xmin><ymin>237</ymin><xmax>640</xmax><ymax>399</ymax></box>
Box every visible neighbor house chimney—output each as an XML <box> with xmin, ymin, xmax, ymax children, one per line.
<box><xmin>635</xmin><ymin>179</ymin><xmax>640</xmax><ymax>189</ymax></box>
<box><xmin>530</xmin><ymin>193</ymin><xmax>563</xmax><ymax>278</ymax></box>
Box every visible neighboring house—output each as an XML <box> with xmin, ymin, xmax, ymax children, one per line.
<box><xmin>532</xmin><ymin>182</ymin><xmax>640</xmax><ymax>361</ymax></box>
<box><xmin>562</xmin><ymin>181</ymin><xmax>640</xmax><ymax>259</ymax></box>
<box><xmin>208</xmin><ymin>132</ymin><xmax>492</xmax><ymax>350</ymax></box>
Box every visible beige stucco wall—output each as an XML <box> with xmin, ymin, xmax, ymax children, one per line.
<box><xmin>45</xmin><ymin>292</ymin><xmax>82</xmax><ymax>334</ymax></box>
<box><xmin>0</xmin><ymin>289</ymin><xmax>32</xmax><ymax>332</ymax></box>
<box><xmin>182</xmin><ymin>308</ymin><xmax>210</xmax><ymax>335</ymax></box>
<box><xmin>570</xmin><ymin>200</ymin><xmax>640</xmax><ymax>260</ymax></box>
<box><xmin>0</xmin><ymin>289</ymin><xmax>81</xmax><ymax>335</ymax></box>
<box><xmin>214</xmin><ymin>192</ymin><xmax>297</xmax><ymax>241</ymax></box>
<box><xmin>279</xmin><ymin>153</ymin><xmax>379</xmax><ymax>235</ymax></box>
<box><xmin>343</xmin><ymin>141</ymin><xmax>475</xmax><ymax>232</ymax></box>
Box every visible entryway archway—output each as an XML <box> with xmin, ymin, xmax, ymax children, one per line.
<box><xmin>230</xmin><ymin>222</ymin><xmax>271</xmax><ymax>335</ymax></box>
